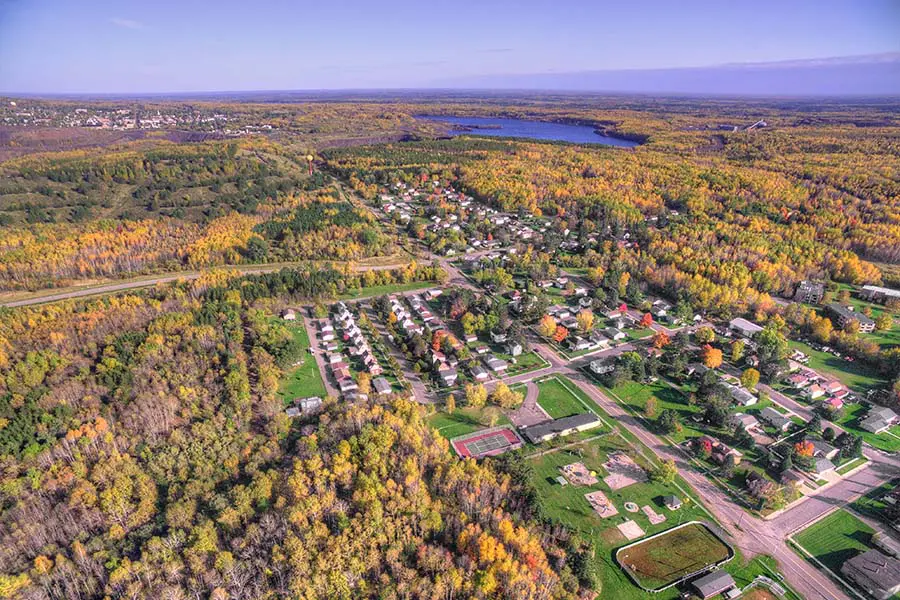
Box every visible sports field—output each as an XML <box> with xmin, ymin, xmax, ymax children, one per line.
<box><xmin>615</xmin><ymin>522</ymin><xmax>733</xmax><ymax>591</ymax></box>
<box><xmin>451</xmin><ymin>426</ymin><xmax>523</xmax><ymax>459</ymax></box>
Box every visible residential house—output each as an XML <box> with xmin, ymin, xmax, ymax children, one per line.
<box><xmin>490</xmin><ymin>329</ymin><xmax>508</xmax><ymax>344</ymax></box>
<box><xmin>729</xmin><ymin>413</ymin><xmax>761</xmax><ymax>433</ymax></box>
<box><xmin>805</xmin><ymin>384</ymin><xmax>826</xmax><ymax>400</ymax></box>
<box><xmin>861</xmin><ymin>406</ymin><xmax>899</xmax><ymax>434</ymax></box>
<box><xmin>372</xmin><ymin>377</ymin><xmax>392</xmax><ymax>396</ymax></box>
<box><xmin>810</xmin><ymin>439</ymin><xmax>839</xmax><ymax>460</ymax></box>
<box><xmin>297</xmin><ymin>397</ymin><xmax>323</xmax><ymax>413</ymax></box>
<box><xmin>338</xmin><ymin>378</ymin><xmax>358</xmax><ymax>394</ymax></box>
<box><xmin>568</xmin><ymin>336</ymin><xmax>592</xmax><ymax>351</ymax></box>
<box><xmin>437</xmin><ymin>364</ymin><xmax>458</xmax><ymax>386</ymax></box>
<box><xmin>726</xmin><ymin>384</ymin><xmax>757</xmax><ymax>407</ymax></box>
<box><xmin>604</xmin><ymin>327</ymin><xmax>626</xmax><ymax>341</ymax></box>
<box><xmin>823</xmin><ymin>397</ymin><xmax>845</xmax><ymax>412</ymax></box>
<box><xmin>475</xmin><ymin>344</ymin><xmax>490</xmax><ymax>355</ymax></box>
<box><xmin>811</xmin><ymin>457</ymin><xmax>836</xmax><ymax>476</ymax></box>
<box><xmin>485</xmin><ymin>356</ymin><xmax>509</xmax><ymax>374</ymax></box>
<box><xmin>841</xmin><ymin>549</ymin><xmax>900</xmax><ymax>599</ymax></box>
<box><xmin>281</xmin><ymin>308</ymin><xmax>297</xmax><ymax>320</ymax></box>
<box><xmin>696</xmin><ymin>436</ymin><xmax>743</xmax><ymax>465</ymax></box>
<box><xmin>759</xmin><ymin>407</ymin><xmax>792</xmax><ymax>432</ymax></box>
<box><xmin>470</xmin><ymin>365</ymin><xmax>490</xmax><ymax>382</ymax></box>
<box><xmin>589</xmin><ymin>358</ymin><xmax>615</xmax><ymax>375</ymax></box>
<box><xmin>589</xmin><ymin>331</ymin><xmax>610</xmax><ymax>348</ymax></box>
<box><xmin>506</xmin><ymin>341</ymin><xmax>523</xmax><ymax>356</ymax></box>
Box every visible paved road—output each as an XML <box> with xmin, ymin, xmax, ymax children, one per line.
<box><xmin>1</xmin><ymin>261</ymin><xmax>408</xmax><ymax>308</ymax></box>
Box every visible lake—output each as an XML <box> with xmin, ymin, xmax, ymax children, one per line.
<box><xmin>418</xmin><ymin>115</ymin><xmax>639</xmax><ymax>147</ymax></box>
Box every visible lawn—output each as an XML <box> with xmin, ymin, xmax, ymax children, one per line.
<box><xmin>836</xmin><ymin>457</ymin><xmax>868</xmax><ymax>475</ymax></box>
<box><xmin>276</xmin><ymin>321</ymin><xmax>327</xmax><ymax>404</ymax></box>
<box><xmin>337</xmin><ymin>280</ymin><xmax>434</xmax><ymax>301</ymax></box>
<box><xmin>504</xmin><ymin>350</ymin><xmax>548</xmax><ymax>375</ymax></box>
<box><xmin>536</xmin><ymin>376</ymin><xmax>593</xmax><ymax>418</ymax></box>
<box><xmin>832</xmin><ymin>401</ymin><xmax>900</xmax><ymax>452</ymax></box>
<box><xmin>851</xmin><ymin>480</ymin><xmax>897</xmax><ymax>521</ymax></box>
<box><xmin>788</xmin><ymin>339</ymin><xmax>886</xmax><ymax>393</ymax></box>
<box><xmin>600</xmin><ymin>379</ymin><xmax>703</xmax><ymax>443</ymax></box>
<box><xmin>793</xmin><ymin>509</ymin><xmax>875</xmax><ymax>574</ymax></box>
<box><xmin>616</xmin><ymin>522</ymin><xmax>733</xmax><ymax>591</ymax></box>
<box><xmin>427</xmin><ymin>406</ymin><xmax>510</xmax><ymax>440</ymax></box>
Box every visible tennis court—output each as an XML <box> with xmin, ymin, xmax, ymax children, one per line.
<box><xmin>451</xmin><ymin>426</ymin><xmax>524</xmax><ymax>459</ymax></box>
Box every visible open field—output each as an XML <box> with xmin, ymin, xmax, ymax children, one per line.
<box><xmin>600</xmin><ymin>379</ymin><xmax>703</xmax><ymax>443</ymax></box>
<box><xmin>536</xmin><ymin>376</ymin><xmax>592</xmax><ymax>418</ymax></box>
<box><xmin>427</xmin><ymin>406</ymin><xmax>510</xmax><ymax>440</ymax></box>
<box><xmin>793</xmin><ymin>509</ymin><xmax>874</xmax><ymax>574</ymax></box>
<box><xmin>616</xmin><ymin>522</ymin><xmax>733</xmax><ymax>591</ymax></box>
<box><xmin>788</xmin><ymin>339</ymin><xmax>887</xmax><ymax>392</ymax></box>
<box><xmin>276</xmin><ymin>321</ymin><xmax>327</xmax><ymax>404</ymax></box>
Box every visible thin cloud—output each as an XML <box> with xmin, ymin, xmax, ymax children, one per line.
<box><xmin>480</xmin><ymin>48</ymin><xmax>514</xmax><ymax>54</ymax></box>
<box><xmin>110</xmin><ymin>17</ymin><xmax>144</xmax><ymax>30</ymax></box>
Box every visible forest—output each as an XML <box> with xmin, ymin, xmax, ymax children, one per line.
<box><xmin>0</xmin><ymin>262</ymin><xmax>598</xmax><ymax>599</ymax></box>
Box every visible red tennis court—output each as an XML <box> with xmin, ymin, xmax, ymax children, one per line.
<box><xmin>451</xmin><ymin>426</ymin><xmax>524</xmax><ymax>459</ymax></box>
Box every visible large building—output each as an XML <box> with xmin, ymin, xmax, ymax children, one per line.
<box><xmin>860</xmin><ymin>285</ymin><xmax>900</xmax><ymax>305</ymax></box>
<box><xmin>522</xmin><ymin>413</ymin><xmax>602</xmax><ymax>444</ymax></box>
<box><xmin>794</xmin><ymin>280</ymin><xmax>825</xmax><ymax>304</ymax></box>
<box><xmin>841</xmin><ymin>549</ymin><xmax>900</xmax><ymax>600</ymax></box>
<box><xmin>826</xmin><ymin>303</ymin><xmax>875</xmax><ymax>333</ymax></box>
<box><xmin>729</xmin><ymin>317</ymin><xmax>763</xmax><ymax>338</ymax></box>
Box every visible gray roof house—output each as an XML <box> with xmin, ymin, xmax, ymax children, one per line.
<box><xmin>759</xmin><ymin>406</ymin><xmax>792</xmax><ymax>432</ymax></box>
<box><xmin>841</xmin><ymin>549</ymin><xmax>900</xmax><ymax>600</ymax></box>
<box><xmin>372</xmin><ymin>377</ymin><xmax>392</xmax><ymax>395</ymax></box>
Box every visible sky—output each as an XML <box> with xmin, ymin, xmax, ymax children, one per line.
<box><xmin>0</xmin><ymin>0</ymin><xmax>898</xmax><ymax>93</ymax></box>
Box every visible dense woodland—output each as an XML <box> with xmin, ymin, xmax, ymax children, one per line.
<box><xmin>0</xmin><ymin>262</ymin><xmax>596</xmax><ymax>599</ymax></box>
<box><xmin>0</xmin><ymin>139</ymin><xmax>395</xmax><ymax>290</ymax></box>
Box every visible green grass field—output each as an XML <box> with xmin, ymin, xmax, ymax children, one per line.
<box><xmin>601</xmin><ymin>380</ymin><xmax>703</xmax><ymax>443</ymax></box>
<box><xmin>427</xmin><ymin>406</ymin><xmax>510</xmax><ymax>440</ymax></box>
<box><xmin>338</xmin><ymin>280</ymin><xmax>434</xmax><ymax>300</ymax></box>
<box><xmin>788</xmin><ymin>340</ymin><xmax>886</xmax><ymax>392</ymax></box>
<box><xmin>616</xmin><ymin>522</ymin><xmax>732</xmax><ymax>591</ymax></box>
<box><xmin>536</xmin><ymin>377</ymin><xmax>593</xmax><ymax>418</ymax></box>
<box><xmin>793</xmin><ymin>509</ymin><xmax>875</xmax><ymax>574</ymax></box>
<box><xmin>276</xmin><ymin>321</ymin><xmax>327</xmax><ymax>404</ymax></box>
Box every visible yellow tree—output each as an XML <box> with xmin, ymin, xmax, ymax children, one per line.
<box><xmin>576</xmin><ymin>309</ymin><xmax>594</xmax><ymax>332</ymax></box>
<box><xmin>538</xmin><ymin>315</ymin><xmax>557</xmax><ymax>338</ymax></box>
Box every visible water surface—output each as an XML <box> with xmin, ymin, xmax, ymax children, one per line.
<box><xmin>418</xmin><ymin>115</ymin><xmax>639</xmax><ymax>147</ymax></box>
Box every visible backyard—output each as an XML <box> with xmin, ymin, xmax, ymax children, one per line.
<box><xmin>276</xmin><ymin>320</ymin><xmax>327</xmax><ymax>405</ymax></box>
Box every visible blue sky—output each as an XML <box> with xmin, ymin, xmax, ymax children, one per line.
<box><xmin>0</xmin><ymin>0</ymin><xmax>898</xmax><ymax>93</ymax></box>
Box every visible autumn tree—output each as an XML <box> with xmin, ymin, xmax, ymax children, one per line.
<box><xmin>553</xmin><ymin>326</ymin><xmax>568</xmax><ymax>343</ymax></box>
<box><xmin>465</xmin><ymin>383</ymin><xmax>488</xmax><ymax>408</ymax></box>
<box><xmin>538</xmin><ymin>315</ymin><xmax>557</xmax><ymax>338</ymax></box>
<box><xmin>740</xmin><ymin>368</ymin><xmax>760</xmax><ymax>390</ymax></box>
<box><xmin>694</xmin><ymin>326</ymin><xmax>715</xmax><ymax>344</ymax></box>
<box><xmin>700</xmin><ymin>344</ymin><xmax>723</xmax><ymax>369</ymax></box>
<box><xmin>576</xmin><ymin>309</ymin><xmax>594</xmax><ymax>332</ymax></box>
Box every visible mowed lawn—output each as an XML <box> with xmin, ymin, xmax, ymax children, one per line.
<box><xmin>788</xmin><ymin>340</ymin><xmax>886</xmax><ymax>392</ymax></box>
<box><xmin>428</xmin><ymin>406</ymin><xmax>510</xmax><ymax>440</ymax></box>
<box><xmin>601</xmin><ymin>380</ymin><xmax>703</xmax><ymax>443</ymax></box>
<box><xmin>616</xmin><ymin>522</ymin><xmax>732</xmax><ymax>591</ymax></box>
<box><xmin>793</xmin><ymin>509</ymin><xmax>875</xmax><ymax>574</ymax></box>
<box><xmin>276</xmin><ymin>322</ymin><xmax>327</xmax><ymax>405</ymax></box>
<box><xmin>536</xmin><ymin>377</ymin><xmax>592</xmax><ymax>418</ymax></box>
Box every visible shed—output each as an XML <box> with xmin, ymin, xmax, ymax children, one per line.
<box><xmin>692</xmin><ymin>570</ymin><xmax>736</xmax><ymax>599</ymax></box>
